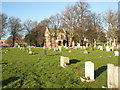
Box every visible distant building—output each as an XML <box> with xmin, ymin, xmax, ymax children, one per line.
<box><xmin>0</xmin><ymin>39</ymin><xmax>8</xmax><ymax>46</ymax></box>
<box><xmin>0</xmin><ymin>39</ymin><xmax>28</xmax><ymax>46</ymax></box>
<box><xmin>44</xmin><ymin>27</ymin><xmax>68</xmax><ymax>47</ymax></box>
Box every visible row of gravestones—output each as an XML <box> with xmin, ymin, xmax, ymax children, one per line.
<box><xmin>60</xmin><ymin>56</ymin><xmax>120</xmax><ymax>89</ymax></box>
<box><xmin>53</xmin><ymin>46</ymin><xmax>119</xmax><ymax>56</ymax></box>
<box><xmin>19</xmin><ymin>47</ymin><xmax>33</xmax><ymax>55</ymax></box>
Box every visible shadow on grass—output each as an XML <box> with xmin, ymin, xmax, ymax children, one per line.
<box><xmin>47</xmin><ymin>54</ymin><xmax>61</xmax><ymax>56</ymax></box>
<box><xmin>0</xmin><ymin>63</ymin><xmax>8</xmax><ymax>64</ymax></box>
<box><xmin>70</xmin><ymin>59</ymin><xmax>81</xmax><ymax>64</ymax></box>
<box><xmin>33</xmin><ymin>53</ymin><xmax>39</xmax><ymax>55</ymax></box>
<box><xmin>2</xmin><ymin>77</ymin><xmax>20</xmax><ymax>86</ymax></box>
<box><xmin>94</xmin><ymin>65</ymin><xmax>107</xmax><ymax>79</ymax></box>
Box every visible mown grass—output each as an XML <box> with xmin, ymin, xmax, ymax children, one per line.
<box><xmin>1</xmin><ymin>47</ymin><xmax>119</xmax><ymax>88</ymax></box>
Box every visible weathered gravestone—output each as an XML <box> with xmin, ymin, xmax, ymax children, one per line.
<box><xmin>107</xmin><ymin>64</ymin><xmax>120</xmax><ymax>88</ymax></box>
<box><xmin>80</xmin><ymin>61</ymin><xmax>95</xmax><ymax>82</ymax></box>
<box><xmin>114</xmin><ymin>51</ymin><xmax>119</xmax><ymax>56</ymax></box>
<box><xmin>60</xmin><ymin>56</ymin><xmax>69</xmax><ymax>68</ymax></box>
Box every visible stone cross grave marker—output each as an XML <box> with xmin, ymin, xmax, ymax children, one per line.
<box><xmin>60</xmin><ymin>56</ymin><xmax>69</xmax><ymax>67</ymax></box>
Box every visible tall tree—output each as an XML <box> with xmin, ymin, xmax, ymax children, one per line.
<box><xmin>103</xmin><ymin>9</ymin><xmax>118</xmax><ymax>43</ymax></box>
<box><xmin>24</xmin><ymin>19</ymin><xmax>38</xmax><ymax>46</ymax></box>
<box><xmin>8</xmin><ymin>17</ymin><xmax>23</xmax><ymax>47</ymax></box>
<box><xmin>0</xmin><ymin>13</ymin><xmax>8</xmax><ymax>39</ymax></box>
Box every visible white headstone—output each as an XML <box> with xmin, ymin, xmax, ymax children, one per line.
<box><xmin>83</xmin><ymin>46</ymin><xmax>86</xmax><ymax>50</ymax></box>
<box><xmin>54</xmin><ymin>48</ymin><xmax>56</xmax><ymax>51</ymax></box>
<box><xmin>29</xmin><ymin>51</ymin><xmax>32</xmax><ymax>54</ymax></box>
<box><xmin>110</xmin><ymin>47</ymin><xmax>114</xmax><ymax>51</ymax></box>
<box><xmin>114</xmin><ymin>51</ymin><xmax>119</xmax><ymax>56</ymax></box>
<box><xmin>60</xmin><ymin>56</ymin><xmax>69</xmax><ymax>67</ymax></box>
<box><xmin>65</xmin><ymin>47</ymin><xmax>68</xmax><ymax>49</ymax></box>
<box><xmin>107</xmin><ymin>64</ymin><xmax>120</xmax><ymax>88</ymax></box>
<box><xmin>85</xmin><ymin>61</ymin><xmax>94</xmax><ymax>81</ymax></box>
<box><xmin>59</xmin><ymin>47</ymin><xmax>62</xmax><ymax>52</ymax></box>
<box><xmin>72</xmin><ymin>41</ymin><xmax>75</xmax><ymax>47</ymax></box>
<box><xmin>106</xmin><ymin>46</ymin><xmax>110</xmax><ymax>51</ymax></box>
<box><xmin>100</xmin><ymin>46</ymin><xmax>103</xmax><ymax>50</ymax></box>
<box><xmin>68</xmin><ymin>50</ymin><xmax>71</xmax><ymax>53</ymax></box>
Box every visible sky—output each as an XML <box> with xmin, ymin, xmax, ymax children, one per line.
<box><xmin>1</xmin><ymin>2</ymin><xmax>118</xmax><ymax>22</ymax></box>
<box><xmin>1</xmin><ymin>1</ymin><xmax>118</xmax><ymax>39</ymax></box>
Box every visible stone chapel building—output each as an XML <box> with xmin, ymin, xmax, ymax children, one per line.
<box><xmin>44</xmin><ymin>27</ymin><xmax>68</xmax><ymax>47</ymax></box>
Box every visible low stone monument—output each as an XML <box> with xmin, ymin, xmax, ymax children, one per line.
<box><xmin>68</xmin><ymin>50</ymin><xmax>71</xmax><ymax>53</ymax></box>
<box><xmin>80</xmin><ymin>61</ymin><xmax>95</xmax><ymax>82</ymax></box>
<box><xmin>29</xmin><ymin>51</ymin><xmax>33</xmax><ymax>55</ymax></box>
<box><xmin>84</xmin><ymin>50</ymin><xmax>88</xmax><ymax>54</ymax></box>
<box><xmin>114</xmin><ymin>51</ymin><xmax>119</xmax><ymax>56</ymax></box>
<box><xmin>60</xmin><ymin>56</ymin><xmax>70</xmax><ymax>68</ymax></box>
<box><xmin>110</xmin><ymin>47</ymin><xmax>114</xmax><ymax>51</ymax></box>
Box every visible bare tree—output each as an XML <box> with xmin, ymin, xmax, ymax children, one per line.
<box><xmin>0</xmin><ymin>13</ymin><xmax>8</xmax><ymax>39</ymax></box>
<box><xmin>8</xmin><ymin>16</ymin><xmax>23</xmax><ymax>47</ymax></box>
<box><xmin>24</xmin><ymin>19</ymin><xmax>38</xmax><ymax>46</ymax></box>
<box><xmin>103</xmin><ymin>9</ymin><xmax>118</xmax><ymax>43</ymax></box>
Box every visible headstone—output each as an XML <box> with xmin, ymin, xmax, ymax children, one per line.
<box><xmin>60</xmin><ymin>56</ymin><xmax>69</xmax><ymax>67</ymax></box>
<box><xmin>66</xmin><ymin>47</ymin><xmax>68</xmax><ymax>49</ymax></box>
<box><xmin>84</xmin><ymin>50</ymin><xmax>88</xmax><ymax>54</ymax></box>
<box><xmin>116</xmin><ymin>44</ymin><xmax>120</xmax><ymax>49</ymax></box>
<box><xmin>18</xmin><ymin>45</ymin><xmax>20</xmax><ymax>48</ymax></box>
<box><xmin>85</xmin><ymin>61</ymin><xmax>95</xmax><ymax>81</ymax></box>
<box><xmin>100</xmin><ymin>46</ymin><xmax>103</xmax><ymax>50</ymax></box>
<box><xmin>48</xmin><ymin>47</ymin><xmax>52</xmax><ymax>50</ymax></box>
<box><xmin>83</xmin><ymin>46</ymin><xmax>86</xmax><ymax>50</ymax></box>
<box><xmin>72</xmin><ymin>41</ymin><xmax>75</xmax><ymax>47</ymax></box>
<box><xmin>59</xmin><ymin>47</ymin><xmax>62</xmax><ymax>52</ymax></box>
<box><xmin>54</xmin><ymin>48</ymin><xmax>56</xmax><ymax>51</ymax></box>
<box><xmin>107</xmin><ymin>64</ymin><xmax>120</xmax><ymax>88</ymax></box>
<box><xmin>86</xmin><ymin>43</ymin><xmax>89</xmax><ymax>48</ymax></box>
<box><xmin>80</xmin><ymin>61</ymin><xmax>95</xmax><ymax>82</ymax></box>
<box><xmin>106</xmin><ymin>46</ymin><xmax>110</xmax><ymax>51</ymax></box>
<box><xmin>110</xmin><ymin>47</ymin><xmax>114</xmax><ymax>51</ymax></box>
<box><xmin>114</xmin><ymin>51</ymin><xmax>119</xmax><ymax>56</ymax></box>
<box><xmin>98</xmin><ymin>45</ymin><xmax>101</xmax><ymax>50</ymax></box>
<box><xmin>65</xmin><ymin>43</ymin><xmax>67</xmax><ymax>47</ymax></box>
<box><xmin>77</xmin><ymin>43</ymin><xmax>80</xmax><ymax>48</ymax></box>
<box><xmin>68</xmin><ymin>50</ymin><xmax>71</xmax><ymax>53</ymax></box>
<box><xmin>29</xmin><ymin>51</ymin><xmax>33</xmax><ymax>55</ymax></box>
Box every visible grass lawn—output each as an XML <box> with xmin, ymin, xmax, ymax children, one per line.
<box><xmin>1</xmin><ymin>47</ymin><xmax>119</xmax><ymax>88</ymax></box>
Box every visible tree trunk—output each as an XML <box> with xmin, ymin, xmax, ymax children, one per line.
<box><xmin>12</xmin><ymin>37</ymin><xmax>15</xmax><ymax>47</ymax></box>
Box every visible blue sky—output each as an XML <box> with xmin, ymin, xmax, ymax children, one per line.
<box><xmin>2</xmin><ymin>2</ymin><xmax>118</xmax><ymax>22</ymax></box>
